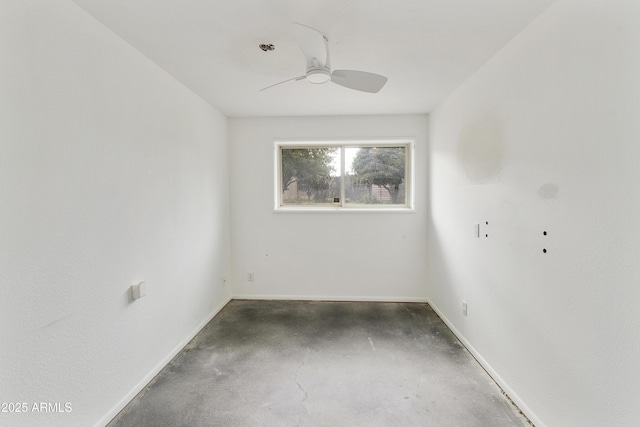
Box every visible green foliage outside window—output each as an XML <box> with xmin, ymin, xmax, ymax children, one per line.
<box><xmin>282</xmin><ymin>148</ymin><xmax>336</xmax><ymax>201</ymax></box>
<box><xmin>351</xmin><ymin>147</ymin><xmax>405</xmax><ymax>204</ymax></box>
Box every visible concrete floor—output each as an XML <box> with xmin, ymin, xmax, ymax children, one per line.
<box><xmin>109</xmin><ymin>300</ymin><xmax>530</xmax><ymax>426</ymax></box>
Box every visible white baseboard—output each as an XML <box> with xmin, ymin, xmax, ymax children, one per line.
<box><xmin>232</xmin><ymin>294</ymin><xmax>429</xmax><ymax>303</ymax></box>
<box><xmin>426</xmin><ymin>298</ymin><xmax>544</xmax><ymax>427</ymax></box>
<box><xmin>95</xmin><ymin>296</ymin><xmax>232</xmax><ymax>427</ymax></box>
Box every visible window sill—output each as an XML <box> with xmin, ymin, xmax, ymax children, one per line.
<box><xmin>274</xmin><ymin>206</ymin><xmax>415</xmax><ymax>213</ymax></box>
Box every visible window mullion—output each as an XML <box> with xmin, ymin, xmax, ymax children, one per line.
<box><xmin>340</xmin><ymin>146</ymin><xmax>346</xmax><ymax>207</ymax></box>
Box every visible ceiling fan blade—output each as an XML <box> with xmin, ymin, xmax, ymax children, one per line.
<box><xmin>331</xmin><ymin>70</ymin><xmax>388</xmax><ymax>93</ymax></box>
<box><xmin>293</xmin><ymin>22</ymin><xmax>327</xmax><ymax>68</ymax></box>
<box><xmin>259</xmin><ymin>75</ymin><xmax>306</xmax><ymax>92</ymax></box>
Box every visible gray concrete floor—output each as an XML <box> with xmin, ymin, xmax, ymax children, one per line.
<box><xmin>109</xmin><ymin>300</ymin><xmax>530</xmax><ymax>426</ymax></box>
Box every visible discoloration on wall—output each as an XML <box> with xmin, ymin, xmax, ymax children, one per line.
<box><xmin>538</xmin><ymin>183</ymin><xmax>559</xmax><ymax>200</ymax></box>
<box><xmin>457</xmin><ymin>117</ymin><xmax>505</xmax><ymax>183</ymax></box>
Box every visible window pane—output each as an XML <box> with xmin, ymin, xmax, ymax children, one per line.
<box><xmin>281</xmin><ymin>148</ymin><xmax>340</xmax><ymax>206</ymax></box>
<box><xmin>345</xmin><ymin>146</ymin><xmax>406</xmax><ymax>206</ymax></box>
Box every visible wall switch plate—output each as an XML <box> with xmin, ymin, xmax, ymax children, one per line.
<box><xmin>248</xmin><ymin>273</ymin><xmax>254</xmax><ymax>282</ymax></box>
<box><xmin>474</xmin><ymin>224</ymin><xmax>480</xmax><ymax>238</ymax></box>
<box><xmin>131</xmin><ymin>281</ymin><xmax>147</xmax><ymax>300</ymax></box>
<box><xmin>462</xmin><ymin>300</ymin><xmax>468</xmax><ymax>316</ymax></box>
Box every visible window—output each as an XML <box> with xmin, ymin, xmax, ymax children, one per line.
<box><xmin>275</xmin><ymin>140</ymin><xmax>413</xmax><ymax>211</ymax></box>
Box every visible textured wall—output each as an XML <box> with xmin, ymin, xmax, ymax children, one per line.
<box><xmin>0</xmin><ymin>1</ymin><xmax>230</xmax><ymax>426</ymax></box>
<box><xmin>428</xmin><ymin>0</ymin><xmax>640</xmax><ymax>426</ymax></box>
<box><xmin>229</xmin><ymin>115</ymin><xmax>429</xmax><ymax>301</ymax></box>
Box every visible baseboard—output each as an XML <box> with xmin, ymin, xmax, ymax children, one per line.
<box><xmin>95</xmin><ymin>296</ymin><xmax>232</xmax><ymax>427</ymax></box>
<box><xmin>426</xmin><ymin>298</ymin><xmax>545</xmax><ymax>427</ymax></box>
<box><xmin>232</xmin><ymin>294</ymin><xmax>429</xmax><ymax>303</ymax></box>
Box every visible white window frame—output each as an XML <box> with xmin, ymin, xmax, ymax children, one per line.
<box><xmin>274</xmin><ymin>138</ymin><xmax>415</xmax><ymax>212</ymax></box>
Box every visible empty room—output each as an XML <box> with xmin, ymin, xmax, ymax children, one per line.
<box><xmin>2</xmin><ymin>0</ymin><xmax>638</xmax><ymax>426</ymax></box>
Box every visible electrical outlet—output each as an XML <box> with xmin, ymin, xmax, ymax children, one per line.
<box><xmin>462</xmin><ymin>300</ymin><xmax>468</xmax><ymax>317</ymax></box>
<box><xmin>131</xmin><ymin>281</ymin><xmax>147</xmax><ymax>300</ymax></box>
<box><xmin>248</xmin><ymin>273</ymin><xmax>254</xmax><ymax>282</ymax></box>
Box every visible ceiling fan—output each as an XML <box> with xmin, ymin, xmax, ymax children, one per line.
<box><xmin>260</xmin><ymin>23</ymin><xmax>388</xmax><ymax>93</ymax></box>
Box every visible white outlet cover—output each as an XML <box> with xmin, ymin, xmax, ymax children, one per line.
<box><xmin>132</xmin><ymin>281</ymin><xmax>147</xmax><ymax>299</ymax></box>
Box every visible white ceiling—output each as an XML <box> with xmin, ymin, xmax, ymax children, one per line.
<box><xmin>71</xmin><ymin>0</ymin><xmax>556</xmax><ymax>118</ymax></box>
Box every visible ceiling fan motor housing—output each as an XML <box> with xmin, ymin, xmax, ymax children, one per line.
<box><xmin>306</xmin><ymin>68</ymin><xmax>331</xmax><ymax>84</ymax></box>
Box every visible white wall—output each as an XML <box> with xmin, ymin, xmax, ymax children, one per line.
<box><xmin>230</xmin><ymin>115</ymin><xmax>428</xmax><ymax>301</ymax></box>
<box><xmin>428</xmin><ymin>0</ymin><xmax>640</xmax><ymax>426</ymax></box>
<box><xmin>0</xmin><ymin>2</ymin><xmax>230</xmax><ymax>426</ymax></box>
